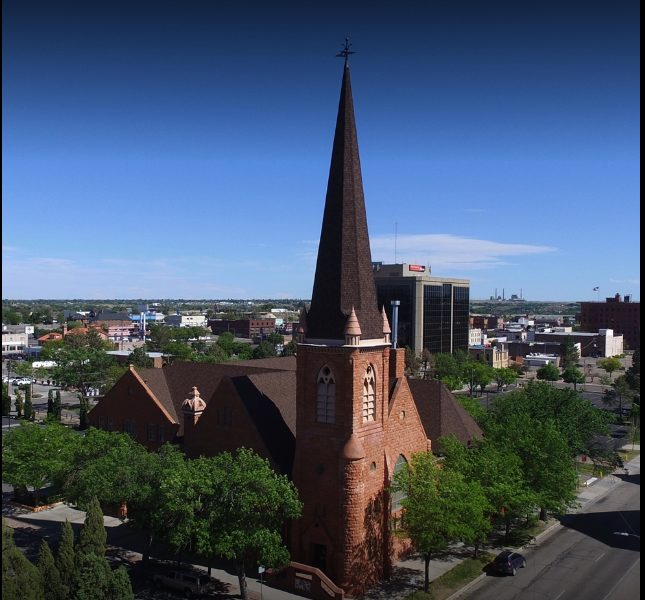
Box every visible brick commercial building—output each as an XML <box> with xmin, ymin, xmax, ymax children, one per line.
<box><xmin>90</xmin><ymin>60</ymin><xmax>482</xmax><ymax>596</ymax></box>
<box><xmin>579</xmin><ymin>293</ymin><xmax>640</xmax><ymax>350</ymax></box>
<box><xmin>209</xmin><ymin>317</ymin><xmax>277</xmax><ymax>340</ymax></box>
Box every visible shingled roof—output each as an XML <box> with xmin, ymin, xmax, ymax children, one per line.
<box><xmin>305</xmin><ymin>63</ymin><xmax>383</xmax><ymax>341</ymax></box>
<box><xmin>230</xmin><ymin>371</ymin><xmax>297</xmax><ymax>475</ymax></box>
<box><xmin>134</xmin><ymin>357</ymin><xmax>296</xmax><ymax>437</ymax></box>
<box><xmin>408</xmin><ymin>379</ymin><xmax>483</xmax><ymax>447</ymax></box>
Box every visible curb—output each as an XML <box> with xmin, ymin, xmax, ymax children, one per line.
<box><xmin>444</xmin><ymin>455</ymin><xmax>639</xmax><ymax>600</ymax></box>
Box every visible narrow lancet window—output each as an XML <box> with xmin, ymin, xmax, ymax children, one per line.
<box><xmin>316</xmin><ymin>366</ymin><xmax>336</xmax><ymax>423</ymax></box>
<box><xmin>362</xmin><ymin>364</ymin><xmax>376</xmax><ymax>422</ymax></box>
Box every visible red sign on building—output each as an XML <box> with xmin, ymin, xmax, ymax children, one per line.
<box><xmin>408</xmin><ymin>264</ymin><xmax>425</xmax><ymax>272</ymax></box>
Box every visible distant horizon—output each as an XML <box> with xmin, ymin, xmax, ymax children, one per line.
<box><xmin>3</xmin><ymin>297</ymin><xmax>609</xmax><ymax>305</ymax></box>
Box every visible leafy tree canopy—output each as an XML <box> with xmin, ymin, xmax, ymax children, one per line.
<box><xmin>2</xmin><ymin>422</ymin><xmax>80</xmax><ymax>492</ymax></box>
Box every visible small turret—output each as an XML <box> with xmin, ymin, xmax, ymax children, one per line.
<box><xmin>181</xmin><ymin>387</ymin><xmax>206</xmax><ymax>438</ymax></box>
<box><xmin>381</xmin><ymin>306</ymin><xmax>391</xmax><ymax>344</ymax></box>
<box><xmin>344</xmin><ymin>307</ymin><xmax>362</xmax><ymax>346</ymax></box>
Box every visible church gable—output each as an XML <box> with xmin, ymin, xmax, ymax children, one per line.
<box><xmin>88</xmin><ymin>367</ymin><xmax>178</xmax><ymax>449</ymax></box>
<box><xmin>385</xmin><ymin>376</ymin><xmax>430</xmax><ymax>458</ymax></box>
<box><xmin>184</xmin><ymin>376</ymin><xmax>276</xmax><ymax>470</ymax></box>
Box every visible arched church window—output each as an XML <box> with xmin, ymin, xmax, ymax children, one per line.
<box><xmin>391</xmin><ymin>454</ymin><xmax>408</xmax><ymax>513</ymax></box>
<box><xmin>362</xmin><ymin>364</ymin><xmax>376</xmax><ymax>422</ymax></box>
<box><xmin>316</xmin><ymin>366</ymin><xmax>336</xmax><ymax>423</ymax></box>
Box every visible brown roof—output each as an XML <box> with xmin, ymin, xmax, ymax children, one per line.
<box><xmin>231</xmin><ymin>371</ymin><xmax>297</xmax><ymax>475</ymax></box>
<box><xmin>134</xmin><ymin>357</ymin><xmax>297</xmax><ymax>436</ymax></box>
<box><xmin>231</xmin><ymin>356</ymin><xmax>297</xmax><ymax>371</ymax></box>
<box><xmin>408</xmin><ymin>379</ymin><xmax>483</xmax><ymax>447</ymax></box>
<box><xmin>305</xmin><ymin>63</ymin><xmax>383</xmax><ymax>341</ymax></box>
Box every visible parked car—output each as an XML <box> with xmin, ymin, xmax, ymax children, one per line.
<box><xmin>491</xmin><ymin>550</ymin><xmax>526</xmax><ymax>575</ymax></box>
<box><xmin>152</xmin><ymin>569</ymin><xmax>208</xmax><ymax>597</ymax></box>
<box><xmin>13</xmin><ymin>377</ymin><xmax>32</xmax><ymax>387</ymax></box>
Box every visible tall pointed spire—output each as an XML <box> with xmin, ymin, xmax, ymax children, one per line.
<box><xmin>305</xmin><ymin>60</ymin><xmax>383</xmax><ymax>341</ymax></box>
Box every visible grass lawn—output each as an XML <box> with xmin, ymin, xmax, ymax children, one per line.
<box><xmin>405</xmin><ymin>553</ymin><xmax>494</xmax><ymax>600</ymax></box>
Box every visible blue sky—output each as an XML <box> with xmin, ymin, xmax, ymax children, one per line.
<box><xmin>2</xmin><ymin>0</ymin><xmax>640</xmax><ymax>301</ymax></box>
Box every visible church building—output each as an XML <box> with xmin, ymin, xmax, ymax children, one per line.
<box><xmin>89</xmin><ymin>55</ymin><xmax>482</xmax><ymax>596</ymax></box>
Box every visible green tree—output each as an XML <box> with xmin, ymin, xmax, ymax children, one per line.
<box><xmin>194</xmin><ymin>344</ymin><xmax>229</xmax><ymax>363</ymax></box>
<box><xmin>127</xmin><ymin>347</ymin><xmax>153</xmax><ymax>368</ymax></box>
<box><xmin>391</xmin><ymin>452</ymin><xmax>490</xmax><ymax>592</ymax></box>
<box><xmin>2</xmin><ymin>382</ymin><xmax>11</xmax><ymax>416</ymax></box>
<box><xmin>434</xmin><ymin>353</ymin><xmax>460</xmax><ymax>381</ymax></box>
<box><xmin>281</xmin><ymin>340</ymin><xmax>297</xmax><ymax>357</ymax></box>
<box><xmin>597</xmin><ymin>357</ymin><xmax>622</xmax><ymax>381</ymax></box>
<box><xmin>147</xmin><ymin>324</ymin><xmax>172</xmax><ymax>352</ymax></box>
<box><xmin>14</xmin><ymin>390</ymin><xmax>24</xmax><ymax>419</ymax></box>
<box><xmin>404</xmin><ymin>347</ymin><xmax>421</xmax><ymax>377</ymax></box>
<box><xmin>2</xmin><ymin>422</ymin><xmax>79</xmax><ymax>500</ymax></box>
<box><xmin>107</xmin><ymin>566</ymin><xmax>134</xmax><ymax>600</ymax></box>
<box><xmin>24</xmin><ymin>386</ymin><xmax>34</xmax><ymax>421</ymax></box>
<box><xmin>473</xmin><ymin>362</ymin><xmax>495</xmax><ymax>396</ymax></box>
<box><xmin>455</xmin><ymin>395</ymin><xmax>487</xmax><ymax>424</ymax></box>
<box><xmin>559</xmin><ymin>336</ymin><xmax>580</xmax><ymax>370</ymax></box>
<box><xmin>47</xmin><ymin>389</ymin><xmax>55</xmax><ymax>419</ymax></box>
<box><xmin>536</xmin><ymin>362</ymin><xmax>560</xmax><ymax>383</ymax></box>
<box><xmin>54</xmin><ymin>390</ymin><xmax>62</xmax><ymax>421</ymax></box>
<box><xmin>194</xmin><ymin>448</ymin><xmax>302</xmax><ymax>600</ymax></box>
<box><xmin>625</xmin><ymin>348</ymin><xmax>640</xmax><ymax>393</ymax></box>
<box><xmin>77</xmin><ymin>496</ymin><xmax>107</xmax><ymax>558</ymax></box>
<box><xmin>562</xmin><ymin>365</ymin><xmax>586</xmax><ymax>391</ymax></box>
<box><xmin>486</xmin><ymin>381</ymin><xmax>611</xmax><ymax>460</ymax></box>
<box><xmin>37</xmin><ymin>540</ymin><xmax>66</xmax><ymax>600</ymax></box>
<box><xmin>493</xmin><ymin>367</ymin><xmax>518</xmax><ymax>392</ymax></box>
<box><xmin>163</xmin><ymin>341</ymin><xmax>194</xmax><ymax>361</ymax></box>
<box><xmin>78</xmin><ymin>395</ymin><xmax>89</xmax><ymax>431</ymax></box>
<box><xmin>602</xmin><ymin>375</ymin><xmax>634</xmax><ymax>418</ymax></box>
<box><xmin>63</xmin><ymin>432</ymin><xmax>188</xmax><ymax>565</ymax></box>
<box><xmin>252</xmin><ymin>341</ymin><xmax>277</xmax><ymax>359</ymax></box>
<box><xmin>439</xmin><ymin>436</ymin><xmax>535</xmax><ymax>541</ymax></box>
<box><xmin>48</xmin><ymin>334</ymin><xmax>117</xmax><ymax>392</ymax></box>
<box><xmin>2</xmin><ymin>519</ymin><xmax>45</xmax><ymax>600</ymax></box>
<box><xmin>266</xmin><ymin>332</ymin><xmax>284</xmax><ymax>346</ymax></box>
<box><xmin>56</xmin><ymin>521</ymin><xmax>76</xmax><ymax>594</ymax></box>
<box><xmin>216</xmin><ymin>331</ymin><xmax>236</xmax><ymax>355</ymax></box>
<box><xmin>485</xmin><ymin>411</ymin><xmax>577</xmax><ymax>521</ymax></box>
<box><xmin>74</xmin><ymin>553</ymin><xmax>111</xmax><ymax>600</ymax></box>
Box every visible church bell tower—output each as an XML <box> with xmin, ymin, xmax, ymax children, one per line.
<box><xmin>291</xmin><ymin>46</ymin><xmax>395</xmax><ymax>593</ymax></box>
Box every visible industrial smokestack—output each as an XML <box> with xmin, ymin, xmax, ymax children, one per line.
<box><xmin>390</xmin><ymin>300</ymin><xmax>400</xmax><ymax>348</ymax></box>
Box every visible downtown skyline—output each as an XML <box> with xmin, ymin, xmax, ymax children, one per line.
<box><xmin>2</xmin><ymin>0</ymin><xmax>640</xmax><ymax>302</ymax></box>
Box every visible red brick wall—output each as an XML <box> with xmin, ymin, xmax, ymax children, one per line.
<box><xmin>183</xmin><ymin>378</ymin><xmax>275</xmax><ymax>467</ymax></box>
<box><xmin>292</xmin><ymin>343</ymin><xmax>429</xmax><ymax>595</ymax></box>
<box><xmin>88</xmin><ymin>369</ymin><xmax>178</xmax><ymax>450</ymax></box>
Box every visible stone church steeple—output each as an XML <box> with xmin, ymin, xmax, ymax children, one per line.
<box><xmin>304</xmin><ymin>61</ymin><xmax>384</xmax><ymax>342</ymax></box>
<box><xmin>292</xmin><ymin>54</ymin><xmax>406</xmax><ymax>594</ymax></box>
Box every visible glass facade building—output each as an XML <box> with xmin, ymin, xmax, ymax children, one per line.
<box><xmin>374</xmin><ymin>263</ymin><xmax>470</xmax><ymax>355</ymax></box>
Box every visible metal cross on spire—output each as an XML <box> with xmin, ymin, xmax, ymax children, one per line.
<box><xmin>336</xmin><ymin>37</ymin><xmax>355</xmax><ymax>64</ymax></box>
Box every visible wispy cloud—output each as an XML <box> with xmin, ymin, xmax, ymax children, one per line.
<box><xmin>370</xmin><ymin>233</ymin><xmax>556</xmax><ymax>270</ymax></box>
<box><xmin>609</xmin><ymin>278</ymin><xmax>640</xmax><ymax>286</ymax></box>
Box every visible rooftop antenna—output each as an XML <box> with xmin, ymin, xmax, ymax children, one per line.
<box><xmin>336</xmin><ymin>37</ymin><xmax>355</xmax><ymax>65</ymax></box>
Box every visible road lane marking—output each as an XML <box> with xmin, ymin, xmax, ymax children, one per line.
<box><xmin>601</xmin><ymin>557</ymin><xmax>640</xmax><ymax>600</ymax></box>
<box><xmin>594</xmin><ymin>552</ymin><xmax>606</xmax><ymax>562</ymax></box>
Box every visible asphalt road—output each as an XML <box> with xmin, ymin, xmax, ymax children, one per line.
<box><xmin>456</xmin><ymin>472</ymin><xmax>641</xmax><ymax>600</ymax></box>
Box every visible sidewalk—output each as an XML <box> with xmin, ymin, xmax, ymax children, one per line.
<box><xmin>362</xmin><ymin>443</ymin><xmax>640</xmax><ymax>600</ymax></box>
